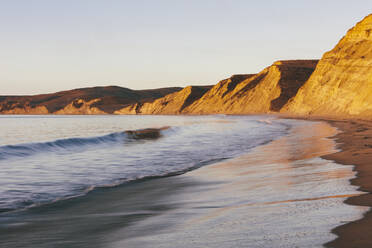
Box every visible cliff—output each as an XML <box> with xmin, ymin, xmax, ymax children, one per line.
<box><xmin>182</xmin><ymin>74</ymin><xmax>255</xmax><ymax>114</ymax></box>
<box><xmin>115</xmin><ymin>86</ymin><xmax>212</xmax><ymax>114</ymax></box>
<box><xmin>0</xmin><ymin>60</ymin><xmax>320</xmax><ymax>116</ymax></box>
<box><xmin>183</xmin><ymin>60</ymin><xmax>318</xmax><ymax>114</ymax></box>
<box><xmin>282</xmin><ymin>14</ymin><xmax>372</xmax><ymax>118</ymax></box>
<box><xmin>0</xmin><ymin>86</ymin><xmax>181</xmax><ymax>114</ymax></box>
<box><xmin>115</xmin><ymin>60</ymin><xmax>317</xmax><ymax>115</ymax></box>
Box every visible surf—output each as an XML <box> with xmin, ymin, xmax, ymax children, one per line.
<box><xmin>0</xmin><ymin>127</ymin><xmax>170</xmax><ymax>160</ymax></box>
<box><xmin>0</xmin><ymin>116</ymin><xmax>287</xmax><ymax>213</ymax></box>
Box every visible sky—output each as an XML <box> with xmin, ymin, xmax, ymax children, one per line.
<box><xmin>1</xmin><ymin>0</ymin><xmax>372</xmax><ymax>95</ymax></box>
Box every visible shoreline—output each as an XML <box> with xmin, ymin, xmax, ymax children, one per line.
<box><xmin>316</xmin><ymin>119</ymin><xmax>372</xmax><ymax>248</ymax></box>
<box><xmin>0</xmin><ymin>115</ymin><xmax>369</xmax><ymax>247</ymax></box>
<box><xmin>0</xmin><ymin>117</ymin><xmax>363</xmax><ymax>248</ymax></box>
<box><xmin>107</xmin><ymin>118</ymin><xmax>364</xmax><ymax>247</ymax></box>
<box><xmin>281</xmin><ymin>116</ymin><xmax>372</xmax><ymax>247</ymax></box>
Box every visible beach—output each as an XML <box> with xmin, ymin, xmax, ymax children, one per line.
<box><xmin>319</xmin><ymin>119</ymin><xmax>372</xmax><ymax>248</ymax></box>
<box><xmin>0</xmin><ymin>116</ymin><xmax>367</xmax><ymax>248</ymax></box>
<box><xmin>114</xmin><ymin>120</ymin><xmax>366</xmax><ymax>248</ymax></box>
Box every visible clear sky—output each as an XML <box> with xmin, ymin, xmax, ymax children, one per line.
<box><xmin>1</xmin><ymin>0</ymin><xmax>372</xmax><ymax>95</ymax></box>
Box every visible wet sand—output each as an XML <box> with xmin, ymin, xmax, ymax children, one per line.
<box><xmin>318</xmin><ymin>119</ymin><xmax>372</xmax><ymax>248</ymax></box>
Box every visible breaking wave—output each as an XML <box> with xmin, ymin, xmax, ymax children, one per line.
<box><xmin>0</xmin><ymin>127</ymin><xmax>170</xmax><ymax>160</ymax></box>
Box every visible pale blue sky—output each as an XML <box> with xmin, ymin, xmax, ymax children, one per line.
<box><xmin>1</xmin><ymin>0</ymin><xmax>371</xmax><ymax>95</ymax></box>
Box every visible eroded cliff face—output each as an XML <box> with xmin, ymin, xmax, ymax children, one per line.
<box><xmin>183</xmin><ymin>60</ymin><xmax>318</xmax><ymax>114</ymax></box>
<box><xmin>282</xmin><ymin>14</ymin><xmax>372</xmax><ymax>118</ymax></box>
<box><xmin>181</xmin><ymin>74</ymin><xmax>255</xmax><ymax>114</ymax></box>
<box><xmin>115</xmin><ymin>86</ymin><xmax>211</xmax><ymax>114</ymax></box>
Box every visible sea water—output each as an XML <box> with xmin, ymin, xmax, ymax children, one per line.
<box><xmin>0</xmin><ymin>115</ymin><xmax>366</xmax><ymax>248</ymax></box>
<box><xmin>0</xmin><ymin>115</ymin><xmax>286</xmax><ymax>212</ymax></box>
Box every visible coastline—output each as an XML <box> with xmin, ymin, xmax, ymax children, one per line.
<box><xmin>317</xmin><ymin>119</ymin><xmax>372</xmax><ymax>248</ymax></box>
<box><xmin>281</xmin><ymin>116</ymin><xmax>372</xmax><ymax>247</ymax></box>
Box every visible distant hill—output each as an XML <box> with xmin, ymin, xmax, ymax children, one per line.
<box><xmin>0</xmin><ymin>86</ymin><xmax>182</xmax><ymax>114</ymax></box>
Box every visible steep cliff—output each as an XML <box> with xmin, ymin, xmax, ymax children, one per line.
<box><xmin>115</xmin><ymin>86</ymin><xmax>212</xmax><ymax>114</ymax></box>
<box><xmin>183</xmin><ymin>60</ymin><xmax>318</xmax><ymax>114</ymax></box>
<box><xmin>182</xmin><ymin>74</ymin><xmax>255</xmax><ymax>114</ymax></box>
<box><xmin>1</xmin><ymin>58</ymin><xmax>318</xmax><ymax>116</ymax></box>
<box><xmin>282</xmin><ymin>14</ymin><xmax>372</xmax><ymax>118</ymax></box>
<box><xmin>0</xmin><ymin>86</ymin><xmax>181</xmax><ymax>114</ymax></box>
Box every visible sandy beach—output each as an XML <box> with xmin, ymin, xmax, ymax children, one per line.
<box><xmin>319</xmin><ymin>119</ymin><xmax>372</xmax><ymax>248</ymax></box>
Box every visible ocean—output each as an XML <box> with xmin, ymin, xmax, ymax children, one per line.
<box><xmin>0</xmin><ymin>115</ymin><xmax>367</xmax><ymax>248</ymax></box>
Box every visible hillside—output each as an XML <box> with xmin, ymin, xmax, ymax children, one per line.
<box><xmin>0</xmin><ymin>86</ymin><xmax>182</xmax><ymax>114</ymax></box>
<box><xmin>115</xmin><ymin>86</ymin><xmax>212</xmax><ymax>115</ymax></box>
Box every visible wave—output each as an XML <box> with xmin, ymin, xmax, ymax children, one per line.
<box><xmin>125</xmin><ymin>126</ymin><xmax>170</xmax><ymax>139</ymax></box>
<box><xmin>0</xmin><ymin>127</ymin><xmax>170</xmax><ymax>160</ymax></box>
<box><xmin>0</xmin><ymin>156</ymin><xmax>231</xmax><ymax>214</ymax></box>
<box><xmin>0</xmin><ymin>118</ymin><xmax>289</xmax><ymax>214</ymax></box>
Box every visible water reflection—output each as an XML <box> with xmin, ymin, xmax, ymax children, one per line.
<box><xmin>114</xmin><ymin>121</ymin><xmax>368</xmax><ymax>248</ymax></box>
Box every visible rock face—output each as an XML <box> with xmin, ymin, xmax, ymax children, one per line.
<box><xmin>115</xmin><ymin>86</ymin><xmax>212</xmax><ymax>114</ymax></box>
<box><xmin>0</xmin><ymin>86</ymin><xmax>181</xmax><ymax>114</ymax></box>
<box><xmin>282</xmin><ymin>14</ymin><xmax>372</xmax><ymax>118</ymax></box>
<box><xmin>183</xmin><ymin>60</ymin><xmax>318</xmax><ymax>114</ymax></box>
